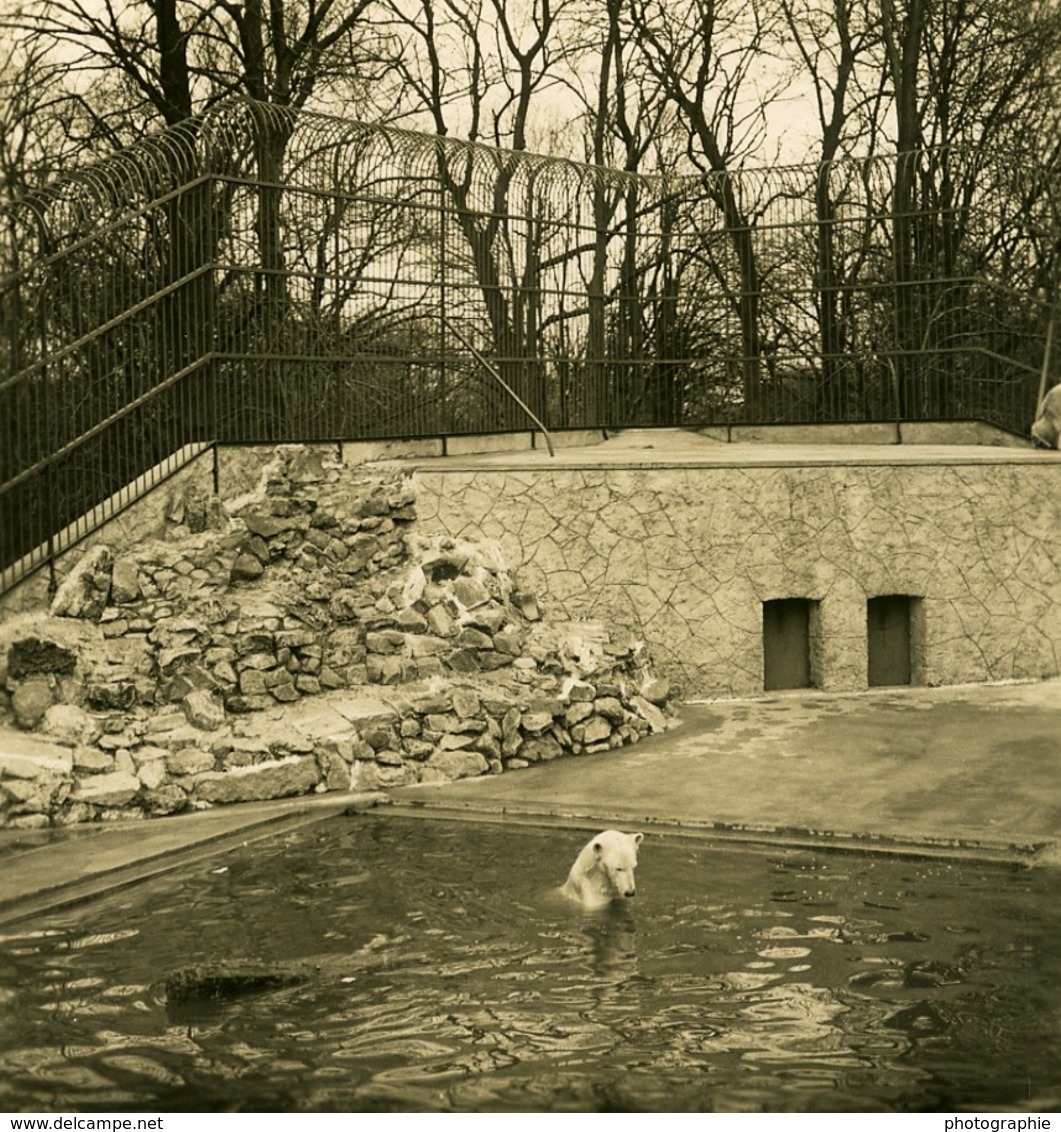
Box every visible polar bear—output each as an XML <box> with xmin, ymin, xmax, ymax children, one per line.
<box><xmin>559</xmin><ymin>830</ymin><xmax>644</xmax><ymax>909</ymax></box>
<box><xmin>1032</xmin><ymin>384</ymin><xmax>1061</xmax><ymax>449</ymax></box>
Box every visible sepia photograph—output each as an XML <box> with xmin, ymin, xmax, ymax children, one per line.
<box><xmin>0</xmin><ymin>0</ymin><xmax>1058</xmax><ymax>1117</ymax></box>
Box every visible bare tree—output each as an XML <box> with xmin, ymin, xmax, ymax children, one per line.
<box><xmin>776</xmin><ymin>0</ymin><xmax>886</xmax><ymax>415</ymax></box>
<box><xmin>377</xmin><ymin>0</ymin><xmax>580</xmax><ymax>423</ymax></box>
<box><xmin>628</xmin><ymin>0</ymin><xmax>788</xmax><ymax>413</ymax></box>
<box><xmin>873</xmin><ymin>0</ymin><xmax>1061</xmax><ymax>416</ymax></box>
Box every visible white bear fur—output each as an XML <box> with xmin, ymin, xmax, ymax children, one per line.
<box><xmin>559</xmin><ymin>829</ymin><xmax>644</xmax><ymax>909</ymax></box>
<box><xmin>1032</xmin><ymin>384</ymin><xmax>1061</xmax><ymax>449</ymax></box>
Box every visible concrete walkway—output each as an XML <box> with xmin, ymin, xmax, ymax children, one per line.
<box><xmin>395</xmin><ymin>425</ymin><xmax>1061</xmax><ymax>472</ymax></box>
<box><xmin>0</xmin><ymin>680</ymin><xmax>1058</xmax><ymax>925</ymax></box>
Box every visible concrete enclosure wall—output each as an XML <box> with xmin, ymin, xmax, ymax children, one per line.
<box><xmin>414</xmin><ymin>461</ymin><xmax>1061</xmax><ymax>697</ymax></box>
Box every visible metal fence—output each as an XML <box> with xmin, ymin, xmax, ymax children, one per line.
<box><xmin>2</xmin><ymin>99</ymin><xmax>1059</xmax><ymax>594</ymax></box>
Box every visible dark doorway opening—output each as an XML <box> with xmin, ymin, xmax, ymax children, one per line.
<box><xmin>867</xmin><ymin>595</ymin><xmax>920</xmax><ymax>686</ymax></box>
<box><xmin>763</xmin><ymin>598</ymin><xmax>817</xmax><ymax>690</ymax></box>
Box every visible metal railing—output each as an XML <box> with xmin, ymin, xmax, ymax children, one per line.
<box><xmin>2</xmin><ymin>99</ymin><xmax>1059</xmax><ymax>595</ymax></box>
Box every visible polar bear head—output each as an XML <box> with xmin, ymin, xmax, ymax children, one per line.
<box><xmin>561</xmin><ymin>829</ymin><xmax>646</xmax><ymax>908</ymax></box>
<box><xmin>593</xmin><ymin>830</ymin><xmax>642</xmax><ymax>897</ymax></box>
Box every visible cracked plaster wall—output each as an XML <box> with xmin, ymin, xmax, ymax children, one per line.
<box><xmin>413</xmin><ymin>463</ymin><xmax>1061</xmax><ymax>697</ymax></box>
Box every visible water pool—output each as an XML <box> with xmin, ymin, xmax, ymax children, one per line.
<box><xmin>0</xmin><ymin>815</ymin><xmax>1058</xmax><ymax>1113</ymax></box>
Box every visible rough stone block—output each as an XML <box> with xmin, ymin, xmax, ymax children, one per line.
<box><xmin>493</xmin><ymin>625</ymin><xmax>523</xmax><ymax>656</ymax></box>
<box><xmin>521</xmin><ymin>710</ymin><xmax>554</xmax><ymax>734</ymax></box>
<box><xmin>318</xmin><ymin>750</ymin><xmax>352</xmax><ymax>792</ymax></box>
<box><xmin>564</xmin><ymin>679</ymin><xmax>597</xmax><ymax>702</ymax></box>
<box><xmin>136</xmin><ymin>757</ymin><xmax>168</xmax><ymax>790</ymax></box>
<box><xmin>318</xmin><ymin>667</ymin><xmax>344</xmax><ymax>690</ymax></box>
<box><xmin>262</xmin><ymin>667</ymin><xmax>290</xmax><ymax>688</ymax></box>
<box><xmin>511</xmin><ymin>592</ymin><xmax>540</xmax><ymax>621</ymax></box>
<box><xmin>51</xmin><ymin>545</ymin><xmax>113</xmax><ymax>620</ymax></box>
<box><xmin>0</xmin><ymin>736</ymin><xmax>74</xmax><ymax>779</ymax></box>
<box><xmin>140</xmin><ymin>784</ymin><xmax>188</xmax><ymax>815</ymax></box>
<box><xmin>158</xmin><ymin>645</ymin><xmax>202</xmax><ymax>674</ymax></box>
<box><xmin>110</xmin><ymin>557</ymin><xmax>141</xmax><ymax>604</ymax></box>
<box><xmin>11</xmin><ymin>680</ymin><xmax>56</xmax><ymax>730</ymax></box>
<box><xmin>407</xmin><ymin>634</ymin><xmax>447</xmax><ymax>657</ymax></box>
<box><xmin>366</xmin><ymin>630</ymin><xmax>405</xmax><ymax>655</ymax></box>
<box><xmin>471</xmin><ymin>733</ymin><xmax>502</xmax><ymax>759</ymax></box>
<box><xmin>226</xmin><ymin>692</ymin><xmax>273</xmax><ymax>713</ymax></box>
<box><xmin>242</xmin><ymin>534</ymin><xmax>270</xmax><ymax>563</ymax></box>
<box><xmin>72</xmin><ymin>746</ymin><xmax>115</xmax><ymax>773</ymax></box>
<box><xmin>276</xmin><ymin>629</ymin><xmax>317</xmax><ymax>648</ymax></box>
<box><xmin>241</xmin><ymin>513</ymin><xmax>294</xmax><ymax>539</ymax></box>
<box><xmin>564</xmin><ymin>701</ymin><xmax>594</xmax><ymax>727</ymax></box>
<box><xmin>594</xmin><ymin>696</ymin><xmax>625</xmax><ymax>723</ymax></box>
<box><xmin>519</xmin><ymin>735</ymin><xmax>562</xmax><ymax>763</ymax></box>
<box><xmin>445</xmin><ymin>649</ymin><xmax>481</xmax><ymax>674</ymax></box>
<box><xmin>71</xmin><ymin>770</ymin><xmax>140</xmax><ymax>807</ymax></box>
<box><xmin>439</xmin><ymin>732</ymin><xmax>476</xmax><ymax>751</ymax></box>
<box><xmin>640</xmin><ymin>678</ymin><xmax>671</xmax><ymax>706</ymax></box>
<box><xmin>631</xmin><ymin>695</ymin><xmax>667</xmax><ymax>734</ymax></box>
<box><xmin>213</xmin><ymin>661</ymin><xmax>239</xmax><ymax>685</ymax></box>
<box><xmin>165</xmin><ymin>747</ymin><xmax>215</xmax><ymax>776</ymax></box>
<box><xmin>193</xmin><ymin>756</ymin><xmax>320</xmax><ymax>804</ymax></box>
<box><xmin>366</xmin><ymin>655</ymin><xmax>403</xmax><ymax>684</ymax></box>
<box><xmin>456</xmin><ymin>627</ymin><xmax>493</xmax><ymax>650</ymax></box>
<box><xmin>573</xmin><ymin>715</ymin><xmax>612</xmax><ymax>745</ymax></box>
<box><xmin>450</xmin><ymin>688</ymin><xmax>482</xmax><ymax>719</ymax></box>
<box><xmin>230</xmin><ymin>553</ymin><xmax>265</xmax><ymax>582</ymax></box>
<box><xmin>234</xmin><ymin>665</ymin><xmax>264</xmax><ymax>692</ymax></box>
<box><xmin>452</xmin><ymin>577</ymin><xmax>491</xmax><ymax>610</ymax></box>
<box><xmin>424</xmin><ymin>749</ymin><xmax>489</xmax><ymax>780</ymax></box>
<box><xmin>402</xmin><ymin>738</ymin><xmax>435</xmax><ymax>759</ymax></box>
<box><xmin>182</xmin><ymin>689</ymin><xmax>226</xmax><ymax>731</ymax></box>
<box><xmin>425</xmin><ymin>604</ymin><xmax>456</xmax><ymax>637</ymax></box>
<box><xmin>350</xmin><ymin>760</ymin><xmax>416</xmax><ymax>790</ymax></box>
<box><xmin>395</xmin><ymin>607</ymin><xmax>428</xmax><ymax>633</ymax></box>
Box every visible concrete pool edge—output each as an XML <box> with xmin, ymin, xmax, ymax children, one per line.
<box><xmin>381</xmin><ymin>795</ymin><xmax>1054</xmax><ymax>866</ymax></box>
<box><xmin>0</xmin><ymin>792</ymin><xmax>388</xmax><ymax>928</ymax></box>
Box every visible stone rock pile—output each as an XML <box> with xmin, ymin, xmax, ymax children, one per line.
<box><xmin>0</xmin><ymin>446</ymin><xmax>675</xmax><ymax>829</ymax></box>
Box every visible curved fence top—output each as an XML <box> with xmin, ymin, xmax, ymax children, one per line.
<box><xmin>3</xmin><ymin>96</ymin><xmax>1058</xmax><ymax>283</ymax></box>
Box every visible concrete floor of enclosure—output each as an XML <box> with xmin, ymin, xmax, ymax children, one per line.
<box><xmin>390</xmin><ymin>679</ymin><xmax>1061</xmax><ymax>861</ymax></box>
<box><xmin>1</xmin><ymin>679</ymin><xmax>1058</xmax><ymax>925</ymax></box>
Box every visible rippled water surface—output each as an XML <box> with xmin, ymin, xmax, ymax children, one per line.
<box><xmin>0</xmin><ymin>816</ymin><xmax>1058</xmax><ymax>1112</ymax></box>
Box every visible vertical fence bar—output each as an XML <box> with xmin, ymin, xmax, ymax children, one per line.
<box><xmin>438</xmin><ymin>178</ymin><xmax>449</xmax><ymax>437</ymax></box>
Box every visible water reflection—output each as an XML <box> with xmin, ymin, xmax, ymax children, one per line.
<box><xmin>0</xmin><ymin>818</ymin><xmax>1057</xmax><ymax>1112</ymax></box>
<box><xmin>579</xmin><ymin>903</ymin><xmax>639</xmax><ymax>977</ymax></box>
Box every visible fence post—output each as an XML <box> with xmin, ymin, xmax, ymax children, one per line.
<box><xmin>438</xmin><ymin>179</ymin><xmax>450</xmax><ymax>436</ymax></box>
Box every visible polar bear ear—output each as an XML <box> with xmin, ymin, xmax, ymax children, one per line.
<box><xmin>632</xmin><ymin>833</ymin><xmax>644</xmax><ymax>846</ymax></box>
<box><xmin>592</xmin><ymin>841</ymin><xmax>603</xmax><ymax>855</ymax></box>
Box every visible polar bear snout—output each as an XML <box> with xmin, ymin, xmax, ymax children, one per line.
<box><xmin>608</xmin><ymin>864</ymin><xmax>637</xmax><ymax>898</ymax></box>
